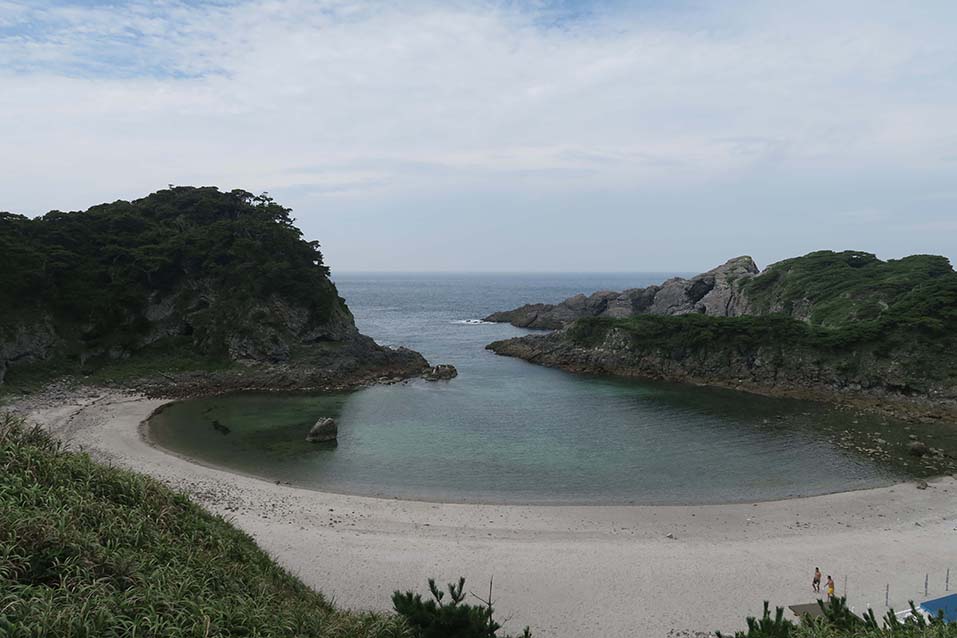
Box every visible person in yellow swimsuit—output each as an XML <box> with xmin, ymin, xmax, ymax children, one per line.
<box><xmin>826</xmin><ymin>575</ymin><xmax>835</xmax><ymax>600</ymax></box>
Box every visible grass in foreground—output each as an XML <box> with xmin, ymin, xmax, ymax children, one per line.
<box><xmin>0</xmin><ymin>412</ymin><xmax>408</xmax><ymax>638</ymax></box>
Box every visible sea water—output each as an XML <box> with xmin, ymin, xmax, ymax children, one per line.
<box><xmin>148</xmin><ymin>272</ymin><xmax>957</xmax><ymax>505</ymax></box>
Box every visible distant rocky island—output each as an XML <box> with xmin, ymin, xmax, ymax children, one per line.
<box><xmin>0</xmin><ymin>187</ymin><xmax>430</xmax><ymax>396</ymax></box>
<box><xmin>487</xmin><ymin>251</ymin><xmax>957</xmax><ymax>422</ymax></box>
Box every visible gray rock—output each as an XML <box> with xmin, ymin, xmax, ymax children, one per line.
<box><xmin>484</xmin><ymin>256</ymin><xmax>759</xmax><ymax>329</ymax></box>
<box><xmin>424</xmin><ymin>364</ymin><xmax>458</xmax><ymax>381</ymax></box>
<box><xmin>306</xmin><ymin>417</ymin><xmax>338</xmax><ymax>442</ymax></box>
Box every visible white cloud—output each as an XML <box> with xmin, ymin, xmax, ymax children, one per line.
<box><xmin>1</xmin><ymin>0</ymin><xmax>956</xmax><ymax>269</ymax></box>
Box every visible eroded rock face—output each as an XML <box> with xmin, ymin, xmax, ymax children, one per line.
<box><xmin>306</xmin><ymin>417</ymin><xmax>338</xmax><ymax>442</ymax></box>
<box><xmin>0</xmin><ymin>274</ymin><xmax>432</xmax><ymax>389</ymax></box>
<box><xmin>423</xmin><ymin>364</ymin><xmax>458</xmax><ymax>381</ymax></box>
<box><xmin>485</xmin><ymin>323</ymin><xmax>957</xmax><ymax>423</ymax></box>
<box><xmin>484</xmin><ymin>256</ymin><xmax>759</xmax><ymax>329</ymax></box>
<box><xmin>0</xmin><ymin>321</ymin><xmax>58</xmax><ymax>385</ymax></box>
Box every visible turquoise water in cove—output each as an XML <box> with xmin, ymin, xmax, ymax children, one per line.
<box><xmin>148</xmin><ymin>273</ymin><xmax>955</xmax><ymax>505</ymax></box>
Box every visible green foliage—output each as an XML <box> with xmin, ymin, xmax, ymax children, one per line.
<box><xmin>393</xmin><ymin>577</ymin><xmax>531</xmax><ymax>638</ymax></box>
<box><xmin>716</xmin><ymin>598</ymin><xmax>957</xmax><ymax>638</ymax></box>
<box><xmin>565</xmin><ymin>312</ymin><xmax>898</xmax><ymax>356</ymax></box>
<box><xmin>0</xmin><ymin>412</ymin><xmax>410</xmax><ymax>637</ymax></box>
<box><xmin>718</xmin><ymin>602</ymin><xmax>792</xmax><ymax>638</ymax></box>
<box><xmin>0</xmin><ymin>187</ymin><xmax>348</xmax><ymax>378</ymax></box>
<box><xmin>740</xmin><ymin>250</ymin><xmax>956</xmax><ymax>328</ymax></box>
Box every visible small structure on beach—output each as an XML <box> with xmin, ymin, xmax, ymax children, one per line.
<box><xmin>917</xmin><ymin>594</ymin><xmax>957</xmax><ymax>622</ymax></box>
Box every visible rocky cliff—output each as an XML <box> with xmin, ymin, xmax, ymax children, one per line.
<box><xmin>487</xmin><ymin>315</ymin><xmax>957</xmax><ymax>421</ymax></box>
<box><xmin>486</xmin><ymin>251</ymin><xmax>957</xmax><ymax>421</ymax></box>
<box><xmin>484</xmin><ymin>256</ymin><xmax>759</xmax><ymax>329</ymax></box>
<box><xmin>0</xmin><ymin>187</ymin><xmax>429</xmax><ymax>392</ymax></box>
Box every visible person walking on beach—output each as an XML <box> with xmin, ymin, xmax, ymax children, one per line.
<box><xmin>826</xmin><ymin>575</ymin><xmax>835</xmax><ymax>600</ymax></box>
<box><xmin>812</xmin><ymin>567</ymin><xmax>822</xmax><ymax>593</ymax></box>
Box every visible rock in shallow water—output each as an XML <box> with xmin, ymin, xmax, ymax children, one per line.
<box><xmin>306</xmin><ymin>417</ymin><xmax>338</xmax><ymax>442</ymax></box>
<box><xmin>908</xmin><ymin>440</ymin><xmax>929</xmax><ymax>457</ymax></box>
<box><xmin>423</xmin><ymin>364</ymin><xmax>458</xmax><ymax>381</ymax></box>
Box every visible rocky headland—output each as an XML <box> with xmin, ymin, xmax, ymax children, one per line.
<box><xmin>487</xmin><ymin>251</ymin><xmax>957</xmax><ymax>423</ymax></box>
<box><xmin>0</xmin><ymin>187</ymin><xmax>432</xmax><ymax>398</ymax></box>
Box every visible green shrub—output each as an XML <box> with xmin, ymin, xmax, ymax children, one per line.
<box><xmin>717</xmin><ymin>598</ymin><xmax>957</xmax><ymax>637</ymax></box>
<box><xmin>739</xmin><ymin>251</ymin><xmax>956</xmax><ymax>328</ymax></box>
<box><xmin>393</xmin><ymin>577</ymin><xmax>530</xmax><ymax>638</ymax></box>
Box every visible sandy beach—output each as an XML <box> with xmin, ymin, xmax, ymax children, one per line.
<box><xmin>12</xmin><ymin>388</ymin><xmax>957</xmax><ymax>638</ymax></box>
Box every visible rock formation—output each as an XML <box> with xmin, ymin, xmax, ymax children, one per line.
<box><xmin>0</xmin><ymin>322</ymin><xmax>58</xmax><ymax>385</ymax></box>
<box><xmin>306</xmin><ymin>417</ymin><xmax>338</xmax><ymax>442</ymax></box>
<box><xmin>484</xmin><ymin>256</ymin><xmax>759</xmax><ymax>329</ymax></box>
<box><xmin>423</xmin><ymin>364</ymin><xmax>458</xmax><ymax>381</ymax></box>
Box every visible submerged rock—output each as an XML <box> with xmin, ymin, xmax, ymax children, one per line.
<box><xmin>908</xmin><ymin>441</ymin><xmax>930</xmax><ymax>457</ymax></box>
<box><xmin>211</xmin><ymin>419</ymin><xmax>231</xmax><ymax>435</ymax></box>
<box><xmin>424</xmin><ymin>364</ymin><xmax>458</xmax><ymax>381</ymax></box>
<box><xmin>306</xmin><ymin>417</ymin><xmax>338</xmax><ymax>442</ymax></box>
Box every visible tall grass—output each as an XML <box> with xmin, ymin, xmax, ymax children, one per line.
<box><xmin>0</xmin><ymin>412</ymin><xmax>410</xmax><ymax>638</ymax></box>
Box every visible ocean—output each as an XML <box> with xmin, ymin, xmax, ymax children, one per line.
<box><xmin>148</xmin><ymin>272</ymin><xmax>951</xmax><ymax>505</ymax></box>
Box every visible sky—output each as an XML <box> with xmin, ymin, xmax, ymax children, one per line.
<box><xmin>1</xmin><ymin>0</ymin><xmax>956</xmax><ymax>273</ymax></box>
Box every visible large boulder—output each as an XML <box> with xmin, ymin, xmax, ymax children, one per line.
<box><xmin>306</xmin><ymin>417</ymin><xmax>338</xmax><ymax>442</ymax></box>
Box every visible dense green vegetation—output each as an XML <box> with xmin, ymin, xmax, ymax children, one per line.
<box><xmin>719</xmin><ymin>598</ymin><xmax>957</xmax><ymax>637</ymax></box>
<box><xmin>0</xmin><ymin>187</ymin><xmax>349</xmax><ymax>383</ymax></box>
<box><xmin>740</xmin><ymin>251</ymin><xmax>957</xmax><ymax>329</ymax></box>
<box><xmin>0</xmin><ymin>412</ymin><xmax>408</xmax><ymax>637</ymax></box>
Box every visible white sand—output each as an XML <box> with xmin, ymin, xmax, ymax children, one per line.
<box><xmin>15</xmin><ymin>390</ymin><xmax>957</xmax><ymax>637</ymax></box>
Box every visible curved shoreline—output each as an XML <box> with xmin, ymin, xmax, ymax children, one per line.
<box><xmin>487</xmin><ymin>337</ymin><xmax>957</xmax><ymax>426</ymax></box>
<box><xmin>10</xmin><ymin>387</ymin><xmax>957</xmax><ymax>638</ymax></box>
<box><xmin>142</xmin><ymin>397</ymin><xmax>913</xmax><ymax>508</ymax></box>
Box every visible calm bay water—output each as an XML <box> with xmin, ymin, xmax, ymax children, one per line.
<box><xmin>149</xmin><ymin>272</ymin><xmax>955</xmax><ymax>505</ymax></box>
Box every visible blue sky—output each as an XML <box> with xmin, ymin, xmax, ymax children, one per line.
<box><xmin>2</xmin><ymin>0</ymin><xmax>956</xmax><ymax>272</ymax></box>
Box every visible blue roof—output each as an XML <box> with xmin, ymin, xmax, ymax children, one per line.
<box><xmin>920</xmin><ymin>594</ymin><xmax>957</xmax><ymax>622</ymax></box>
